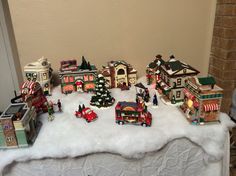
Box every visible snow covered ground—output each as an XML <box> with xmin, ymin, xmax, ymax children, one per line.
<box><xmin>0</xmin><ymin>78</ymin><xmax>234</xmax><ymax>172</ymax></box>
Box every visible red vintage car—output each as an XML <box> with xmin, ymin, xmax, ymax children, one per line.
<box><xmin>75</xmin><ymin>107</ymin><xmax>97</xmax><ymax>123</ymax></box>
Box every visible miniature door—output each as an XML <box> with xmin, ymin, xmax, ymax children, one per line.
<box><xmin>75</xmin><ymin>80</ymin><xmax>83</xmax><ymax>92</ymax></box>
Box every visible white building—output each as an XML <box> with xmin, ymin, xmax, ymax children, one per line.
<box><xmin>24</xmin><ymin>57</ymin><xmax>53</xmax><ymax>95</ymax></box>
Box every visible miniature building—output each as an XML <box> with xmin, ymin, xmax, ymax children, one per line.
<box><xmin>0</xmin><ymin>103</ymin><xmax>40</xmax><ymax>148</ymax></box>
<box><xmin>58</xmin><ymin>56</ymin><xmax>98</xmax><ymax>94</ymax></box>
<box><xmin>146</xmin><ymin>54</ymin><xmax>165</xmax><ymax>85</ymax></box>
<box><xmin>156</xmin><ymin>56</ymin><xmax>199</xmax><ymax>104</ymax></box>
<box><xmin>100</xmin><ymin>60</ymin><xmax>137</xmax><ymax>88</ymax></box>
<box><xmin>21</xmin><ymin>81</ymin><xmax>48</xmax><ymax>113</ymax></box>
<box><xmin>115</xmin><ymin>101</ymin><xmax>152</xmax><ymax>127</ymax></box>
<box><xmin>180</xmin><ymin>76</ymin><xmax>223</xmax><ymax>124</ymax></box>
<box><xmin>24</xmin><ymin>57</ymin><xmax>53</xmax><ymax>95</ymax></box>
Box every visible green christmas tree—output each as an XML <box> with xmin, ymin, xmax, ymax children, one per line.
<box><xmin>90</xmin><ymin>74</ymin><xmax>115</xmax><ymax>108</ymax></box>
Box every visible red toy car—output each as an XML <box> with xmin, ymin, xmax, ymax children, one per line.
<box><xmin>75</xmin><ymin>106</ymin><xmax>97</xmax><ymax>123</ymax></box>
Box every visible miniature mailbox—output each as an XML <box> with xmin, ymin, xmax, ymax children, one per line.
<box><xmin>180</xmin><ymin>76</ymin><xmax>223</xmax><ymax>125</ymax></box>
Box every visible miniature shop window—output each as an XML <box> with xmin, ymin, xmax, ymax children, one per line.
<box><xmin>89</xmin><ymin>75</ymin><xmax>94</xmax><ymax>81</ymax></box>
<box><xmin>84</xmin><ymin>75</ymin><xmax>89</xmax><ymax>81</ymax></box>
<box><xmin>117</xmin><ymin>69</ymin><xmax>125</xmax><ymax>75</ymax></box>
<box><xmin>69</xmin><ymin>76</ymin><xmax>74</xmax><ymax>82</ymax></box>
<box><xmin>42</xmin><ymin>73</ymin><xmax>47</xmax><ymax>80</ymax></box>
<box><xmin>64</xmin><ymin>76</ymin><xmax>69</xmax><ymax>83</ymax></box>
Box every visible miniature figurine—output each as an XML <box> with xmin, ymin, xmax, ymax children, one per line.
<box><xmin>24</xmin><ymin>57</ymin><xmax>53</xmax><ymax>96</ymax></box>
<box><xmin>115</xmin><ymin>101</ymin><xmax>152</xmax><ymax>127</ymax></box>
<box><xmin>90</xmin><ymin>74</ymin><xmax>115</xmax><ymax>108</ymax></box>
<box><xmin>100</xmin><ymin>60</ymin><xmax>137</xmax><ymax>89</ymax></box>
<box><xmin>57</xmin><ymin>99</ymin><xmax>62</xmax><ymax>112</ymax></box>
<box><xmin>135</xmin><ymin>83</ymin><xmax>146</xmax><ymax>103</ymax></box>
<box><xmin>58</xmin><ymin>56</ymin><xmax>98</xmax><ymax>94</ymax></box>
<box><xmin>47</xmin><ymin>102</ymin><xmax>55</xmax><ymax>121</ymax></box>
<box><xmin>146</xmin><ymin>54</ymin><xmax>164</xmax><ymax>85</ymax></box>
<box><xmin>0</xmin><ymin>103</ymin><xmax>41</xmax><ymax>149</ymax></box>
<box><xmin>75</xmin><ymin>104</ymin><xmax>97</xmax><ymax>122</ymax></box>
<box><xmin>180</xmin><ymin>76</ymin><xmax>223</xmax><ymax>125</ymax></box>
<box><xmin>153</xmin><ymin>94</ymin><xmax>158</xmax><ymax>106</ymax></box>
<box><xmin>155</xmin><ymin>55</ymin><xmax>199</xmax><ymax>104</ymax></box>
<box><xmin>144</xmin><ymin>88</ymin><xmax>150</xmax><ymax>102</ymax></box>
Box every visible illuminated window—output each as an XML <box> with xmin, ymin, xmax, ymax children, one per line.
<box><xmin>176</xmin><ymin>91</ymin><xmax>181</xmax><ymax>98</ymax></box>
<box><xmin>64</xmin><ymin>76</ymin><xmax>69</xmax><ymax>83</ymax></box>
<box><xmin>42</xmin><ymin>73</ymin><xmax>47</xmax><ymax>80</ymax></box>
<box><xmin>84</xmin><ymin>75</ymin><xmax>89</xmax><ymax>81</ymax></box>
<box><xmin>177</xmin><ymin>78</ymin><xmax>181</xmax><ymax>86</ymax></box>
<box><xmin>69</xmin><ymin>76</ymin><xmax>74</xmax><ymax>82</ymax></box>
<box><xmin>89</xmin><ymin>75</ymin><xmax>94</xmax><ymax>81</ymax></box>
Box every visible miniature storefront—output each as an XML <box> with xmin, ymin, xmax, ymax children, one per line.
<box><xmin>0</xmin><ymin>103</ymin><xmax>39</xmax><ymax>148</ymax></box>
<box><xmin>156</xmin><ymin>56</ymin><xmax>199</xmax><ymax>104</ymax></box>
<box><xmin>59</xmin><ymin>57</ymin><xmax>98</xmax><ymax>94</ymax></box>
<box><xmin>180</xmin><ymin>76</ymin><xmax>223</xmax><ymax>124</ymax></box>
<box><xmin>101</xmin><ymin>60</ymin><xmax>137</xmax><ymax>88</ymax></box>
<box><xmin>24</xmin><ymin>57</ymin><xmax>53</xmax><ymax>95</ymax></box>
<box><xmin>146</xmin><ymin>54</ymin><xmax>165</xmax><ymax>85</ymax></box>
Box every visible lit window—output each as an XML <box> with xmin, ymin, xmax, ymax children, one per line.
<box><xmin>177</xmin><ymin>78</ymin><xmax>181</xmax><ymax>86</ymax></box>
<box><xmin>69</xmin><ymin>76</ymin><xmax>74</xmax><ymax>82</ymax></box>
<box><xmin>89</xmin><ymin>75</ymin><xmax>94</xmax><ymax>81</ymax></box>
<box><xmin>84</xmin><ymin>75</ymin><xmax>89</xmax><ymax>81</ymax></box>
<box><xmin>64</xmin><ymin>76</ymin><xmax>69</xmax><ymax>83</ymax></box>
<box><xmin>42</xmin><ymin>73</ymin><xmax>47</xmax><ymax>80</ymax></box>
<box><xmin>176</xmin><ymin>91</ymin><xmax>181</xmax><ymax>98</ymax></box>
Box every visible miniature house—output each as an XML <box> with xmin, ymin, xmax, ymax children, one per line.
<box><xmin>156</xmin><ymin>56</ymin><xmax>199</xmax><ymax>104</ymax></box>
<box><xmin>24</xmin><ymin>57</ymin><xmax>53</xmax><ymax>95</ymax></box>
<box><xmin>59</xmin><ymin>57</ymin><xmax>98</xmax><ymax>94</ymax></box>
<box><xmin>21</xmin><ymin>81</ymin><xmax>48</xmax><ymax>113</ymax></box>
<box><xmin>100</xmin><ymin>60</ymin><xmax>137</xmax><ymax>88</ymax></box>
<box><xmin>146</xmin><ymin>54</ymin><xmax>165</xmax><ymax>85</ymax></box>
<box><xmin>0</xmin><ymin>103</ymin><xmax>40</xmax><ymax>148</ymax></box>
<box><xmin>180</xmin><ymin>76</ymin><xmax>223</xmax><ymax>124</ymax></box>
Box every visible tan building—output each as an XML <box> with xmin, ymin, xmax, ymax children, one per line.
<box><xmin>101</xmin><ymin>60</ymin><xmax>137</xmax><ymax>88</ymax></box>
<box><xmin>24</xmin><ymin>57</ymin><xmax>53</xmax><ymax>95</ymax></box>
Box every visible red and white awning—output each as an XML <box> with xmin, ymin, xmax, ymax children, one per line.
<box><xmin>21</xmin><ymin>81</ymin><xmax>40</xmax><ymax>95</ymax></box>
<box><xmin>183</xmin><ymin>88</ymin><xmax>195</xmax><ymax>100</ymax></box>
<box><xmin>203</xmin><ymin>104</ymin><xmax>219</xmax><ymax>112</ymax></box>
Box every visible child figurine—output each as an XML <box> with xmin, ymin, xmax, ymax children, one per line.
<box><xmin>57</xmin><ymin>99</ymin><xmax>62</xmax><ymax>112</ymax></box>
<box><xmin>47</xmin><ymin>102</ymin><xmax>55</xmax><ymax>121</ymax></box>
<box><xmin>153</xmin><ymin>94</ymin><xmax>158</xmax><ymax>106</ymax></box>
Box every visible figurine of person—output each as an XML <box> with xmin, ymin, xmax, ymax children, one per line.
<box><xmin>230</xmin><ymin>89</ymin><xmax>236</xmax><ymax>122</ymax></box>
<box><xmin>47</xmin><ymin>103</ymin><xmax>55</xmax><ymax>121</ymax></box>
<box><xmin>153</xmin><ymin>94</ymin><xmax>158</xmax><ymax>106</ymax></box>
<box><xmin>144</xmin><ymin>88</ymin><xmax>150</xmax><ymax>102</ymax></box>
<box><xmin>57</xmin><ymin>99</ymin><xmax>62</xmax><ymax>112</ymax></box>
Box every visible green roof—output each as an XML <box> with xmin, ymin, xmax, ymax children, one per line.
<box><xmin>198</xmin><ymin>76</ymin><xmax>216</xmax><ymax>85</ymax></box>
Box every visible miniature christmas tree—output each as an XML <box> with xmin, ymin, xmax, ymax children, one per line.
<box><xmin>90</xmin><ymin>74</ymin><xmax>115</xmax><ymax>108</ymax></box>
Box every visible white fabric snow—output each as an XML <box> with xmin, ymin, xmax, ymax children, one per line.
<box><xmin>0</xmin><ymin>77</ymin><xmax>234</xmax><ymax>172</ymax></box>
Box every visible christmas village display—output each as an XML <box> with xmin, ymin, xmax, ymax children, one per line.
<box><xmin>100</xmin><ymin>60</ymin><xmax>137</xmax><ymax>89</ymax></box>
<box><xmin>59</xmin><ymin>56</ymin><xmax>98</xmax><ymax>94</ymax></box>
<box><xmin>180</xmin><ymin>76</ymin><xmax>223</xmax><ymax>125</ymax></box>
<box><xmin>0</xmin><ymin>54</ymin><xmax>226</xmax><ymax>150</ymax></box>
<box><xmin>24</xmin><ymin>57</ymin><xmax>53</xmax><ymax>95</ymax></box>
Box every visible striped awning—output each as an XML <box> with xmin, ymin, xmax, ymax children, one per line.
<box><xmin>183</xmin><ymin>88</ymin><xmax>195</xmax><ymax>100</ymax></box>
<box><xmin>203</xmin><ymin>104</ymin><xmax>219</xmax><ymax>112</ymax></box>
<box><xmin>21</xmin><ymin>81</ymin><xmax>40</xmax><ymax>95</ymax></box>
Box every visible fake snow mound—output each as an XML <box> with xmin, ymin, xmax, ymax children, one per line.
<box><xmin>0</xmin><ymin>77</ymin><xmax>234</xmax><ymax>172</ymax></box>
